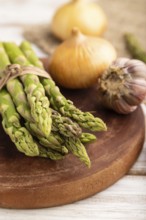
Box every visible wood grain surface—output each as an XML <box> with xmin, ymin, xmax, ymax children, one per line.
<box><xmin>0</xmin><ymin>59</ymin><xmax>145</xmax><ymax>209</ymax></box>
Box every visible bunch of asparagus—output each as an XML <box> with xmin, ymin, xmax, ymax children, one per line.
<box><xmin>0</xmin><ymin>41</ymin><xmax>107</xmax><ymax>167</ymax></box>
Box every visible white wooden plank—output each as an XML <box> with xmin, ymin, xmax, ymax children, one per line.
<box><xmin>128</xmin><ymin>142</ymin><xmax>146</xmax><ymax>175</ymax></box>
<box><xmin>128</xmin><ymin>105</ymin><xmax>146</xmax><ymax>175</ymax></box>
<box><xmin>0</xmin><ymin>175</ymin><xmax>145</xmax><ymax>220</ymax></box>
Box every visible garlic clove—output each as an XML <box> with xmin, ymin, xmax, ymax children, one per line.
<box><xmin>112</xmin><ymin>57</ymin><xmax>130</xmax><ymax>68</ymax></box>
<box><xmin>113</xmin><ymin>98</ymin><xmax>137</xmax><ymax>114</ymax></box>
<box><xmin>126</xmin><ymin>60</ymin><xmax>146</xmax><ymax>79</ymax></box>
<box><xmin>126</xmin><ymin>59</ymin><xmax>146</xmax><ymax>67</ymax></box>
<box><xmin>125</xmin><ymin>79</ymin><xmax>146</xmax><ymax>105</ymax></box>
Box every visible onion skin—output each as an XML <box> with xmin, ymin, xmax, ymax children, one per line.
<box><xmin>49</xmin><ymin>29</ymin><xmax>117</xmax><ymax>89</ymax></box>
<box><xmin>51</xmin><ymin>0</ymin><xmax>107</xmax><ymax>41</ymax></box>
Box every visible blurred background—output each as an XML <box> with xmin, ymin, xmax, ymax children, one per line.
<box><xmin>0</xmin><ymin>0</ymin><xmax>146</xmax><ymax>57</ymax></box>
<box><xmin>0</xmin><ymin>0</ymin><xmax>69</xmax><ymax>54</ymax></box>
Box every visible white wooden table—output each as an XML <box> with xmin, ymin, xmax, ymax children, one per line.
<box><xmin>0</xmin><ymin>0</ymin><xmax>146</xmax><ymax>219</ymax></box>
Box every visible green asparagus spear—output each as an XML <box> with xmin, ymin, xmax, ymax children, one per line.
<box><xmin>0</xmin><ymin>43</ymin><xmax>32</xmax><ymax>122</ymax></box>
<box><xmin>0</xmin><ymin>88</ymin><xmax>39</xmax><ymax>156</ymax></box>
<box><xmin>6</xmin><ymin>73</ymin><xmax>34</xmax><ymax>122</ymax></box>
<box><xmin>43</xmin><ymin>79</ymin><xmax>106</xmax><ymax>131</ymax></box>
<box><xmin>19</xmin><ymin>41</ymin><xmax>44</xmax><ymax>68</ymax></box>
<box><xmin>0</xmin><ymin>43</ymin><xmax>36</xmax><ymax>124</ymax></box>
<box><xmin>25</xmin><ymin>121</ymin><xmax>68</xmax><ymax>154</ymax></box>
<box><xmin>38</xmin><ymin>145</ymin><xmax>64</xmax><ymax>160</ymax></box>
<box><xmin>80</xmin><ymin>133</ymin><xmax>96</xmax><ymax>143</ymax></box>
<box><xmin>7</xmin><ymin>69</ymin><xmax>67</xmax><ymax>154</ymax></box>
<box><xmin>4</xmin><ymin>42</ymin><xmax>52</xmax><ymax>138</ymax></box>
<box><xmin>65</xmin><ymin>137</ymin><xmax>91</xmax><ymax>167</ymax></box>
<box><xmin>124</xmin><ymin>33</ymin><xmax>146</xmax><ymax>63</ymax></box>
<box><xmin>51</xmin><ymin>109</ymin><xmax>82</xmax><ymax>137</ymax></box>
<box><xmin>19</xmin><ymin>41</ymin><xmax>107</xmax><ymax>132</ymax></box>
<box><xmin>0</xmin><ymin>42</ymin><xmax>39</xmax><ymax>156</ymax></box>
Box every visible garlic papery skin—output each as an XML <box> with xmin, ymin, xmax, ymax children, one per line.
<box><xmin>51</xmin><ymin>0</ymin><xmax>107</xmax><ymax>40</ymax></box>
<box><xmin>97</xmin><ymin>58</ymin><xmax>146</xmax><ymax>114</ymax></box>
<box><xmin>49</xmin><ymin>28</ymin><xmax>117</xmax><ymax>89</ymax></box>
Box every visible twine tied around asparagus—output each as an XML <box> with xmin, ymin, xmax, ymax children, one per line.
<box><xmin>0</xmin><ymin>64</ymin><xmax>51</xmax><ymax>90</ymax></box>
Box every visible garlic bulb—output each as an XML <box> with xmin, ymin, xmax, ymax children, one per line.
<box><xmin>51</xmin><ymin>0</ymin><xmax>107</xmax><ymax>40</ymax></box>
<box><xmin>49</xmin><ymin>28</ymin><xmax>117</xmax><ymax>89</ymax></box>
<box><xmin>97</xmin><ymin>58</ymin><xmax>146</xmax><ymax>114</ymax></box>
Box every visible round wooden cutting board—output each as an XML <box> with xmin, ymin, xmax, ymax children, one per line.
<box><xmin>0</xmin><ymin>59</ymin><xmax>145</xmax><ymax>209</ymax></box>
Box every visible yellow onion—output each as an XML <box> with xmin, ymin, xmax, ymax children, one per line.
<box><xmin>49</xmin><ymin>28</ymin><xmax>117</xmax><ymax>89</ymax></box>
<box><xmin>51</xmin><ymin>0</ymin><xmax>107</xmax><ymax>40</ymax></box>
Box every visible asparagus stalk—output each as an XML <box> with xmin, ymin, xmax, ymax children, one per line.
<box><xmin>4</xmin><ymin>42</ymin><xmax>52</xmax><ymax>138</ymax></box>
<box><xmin>19</xmin><ymin>41</ymin><xmax>107</xmax><ymax>132</ymax></box>
<box><xmin>1</xmin><ymin>43</ymin><xmax>68</xmax><ymax>153</ymax></box>
<box><xmin>0</xmin><ymin>88</ymin><xmax>40</xmax><ymax>156</ymax></box>
<box><xmin>80</xmin><ymin>133</ymin><xmax>96</xmax><ymax>143</ymax></box>
<box><xmin>51</xmin><ymin>108</ymin><xmax>82</xmax><ymax>137</ymax></box>
<box><xmin>25</xmin><ymin>121</ymin><xmax>68</xmax><ymax>154</ymax></box>
<box><xmin>44</xmin><ymin>81</ymin><xmax>106</xmax><ymax>132</ymax></box>
<box><xmin>0</xmin><ymin>89</ymin><xmax>64</xmax><ymax>160</ymax></box>
<box><xmin>38</xmin><ymin>144</ymin><xmax>64</xmax><ymax>160</ymax></box>
<box><xmin>7</xmin><ymin>74</ymin><xmax>68</xmax><ymax>154</ymax></box>
<box><xmin>6</xmin><ymin>72</ymin><xmax>34</xmax><ymax>122</ymax></box>
<box><xmin>0</xmin><ymin>88</ymin><xmax>64</xmax><ymax>160</ymax></box>
<box><xmin>0</xmin><ymin>42</ymin><xmax>39</xmax><ymax>156</ymax></box>
<box><xmin>124</xmin><ymin>33</ymin><xmax>146</xmax><ymax>63</ymax></box>
<box><xmin>0</xmin><ymin>42</ymin><xmax>32</xmax><ymax>122</ymax></box>
<box><xmin>65</xmin><ymin>137</ymin><xmax>91</xmax><ymax>168</ymax></box>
